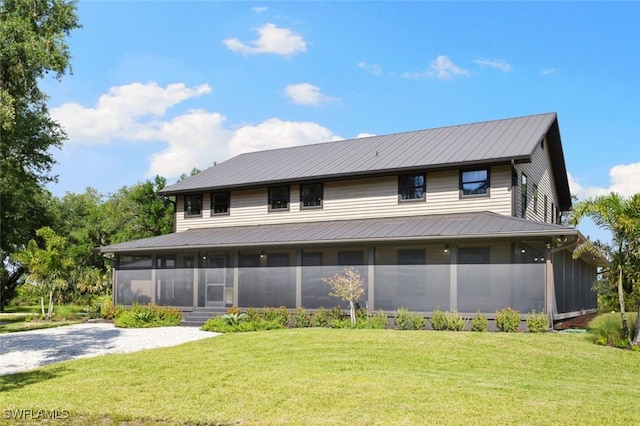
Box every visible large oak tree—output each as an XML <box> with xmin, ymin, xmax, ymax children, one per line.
<box><xmin>0</xmin><ymin>0</ymin><xmax>80</xmax><ymax>310</ymax></box>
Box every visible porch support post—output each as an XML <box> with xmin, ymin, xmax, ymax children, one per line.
<box><xmin>449</xmin><ymin>244</ymin><xmax>458</xmax><ymax>311</ymax></box>
<box><xmin>368</xmin><ymin>247</ymin><xmax>375</xmax><ymax>311</ymax></box>
<box><xmin>233</xmin><ymin>251</ymin><xmax>239</xmax><ymax>307</ymax></box>
<box><xmin>296</xmin><ymin>249</ymin><xmax>302</xmax><ymax>308</ymax></box>
<box><xmin>151</xmin><ymin>268</ymin><xmax>157</xmax><ymax>304</ymax></box>
<box><xmin>545</xmin><ymin>236</ymin><xmax>580</xmax><ymax>329</ymax></box>
<box><xmin>545</xmin><ymin>256</ymin><xmax>554</xmax><ymax>328</ymax></box>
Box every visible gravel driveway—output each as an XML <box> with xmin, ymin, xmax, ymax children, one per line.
<box><xmin>0</xmin><ymin>322</ymin><xmax>218</xmax><ymax>376</ymax></box>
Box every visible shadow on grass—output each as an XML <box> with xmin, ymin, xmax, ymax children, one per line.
<box><xmin>0</xmin><ymin>324</ymin><xmax>122</xmax><ymax>376</ymax></box>
<box><xmin>0</xmin><ymin>365</ymin><xmax>69</xmax><ymax>392</ymax></box>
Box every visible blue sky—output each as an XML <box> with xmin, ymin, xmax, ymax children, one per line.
<box><xmin>45</xmin><ymin>1</ymin><xmax>639</xmax><ymax>241</ymax></box>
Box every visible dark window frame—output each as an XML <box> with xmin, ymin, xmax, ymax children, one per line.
<box><xmin>300</xmin><ymin>183</ymin><xmax>323</xmax><ymax>209</ymax></box>
<box><xmin>210</xmin><ymin>192</ymin><xmax>230</xmax><ymax>215</ymax></box>
<box><xmin>184</xmin><ymin>194</ymin><xmax>203</xmax><ymax>217</ymax></box>
<box><xmin>532</xmin><ymin>184</ymin><xmax>538</xmax><ymax>214</ymax></box>
<box><xmin>156</xmin><ymin>254</ymin><xmax>176</xmax><ymax>269</ymax></box>
<box><xmin>521</xmin><ymin>173</ymin><xmax>528</xmax><ymax>218</ymax></box>
<box><xmin>268</xmin><ymin>186</ymin><xmax>290</xmax><ymax>211</ymax></box>
<box><xmin>117</xmin><ymin>255</ymin><xmax>153</xmax><ymax>270</ymax></box>
<box><xmin>398</xmin><ymin>173</ymin><xmax>426</xmax><ymax>202</ymax></box>
<box><xmin>460</xmin><ymin>168</ymin><xmax>490</xmax><ymax>198</ymax></box>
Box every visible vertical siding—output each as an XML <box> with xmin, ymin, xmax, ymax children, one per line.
<box><xmin>175</xmin><ymin>165</ymin><xmax>514</xmax><ymax>232</ymax></box>
<box><xmin>515</xmin><ymin>137</ymin><xmax>559</xmax><ymax>223</ymax></box>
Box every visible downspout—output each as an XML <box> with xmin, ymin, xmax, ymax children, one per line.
<box><xmin>545</xmin><ymin>235</ymin><xmax>580</xmax><ymax>330</ymax></box>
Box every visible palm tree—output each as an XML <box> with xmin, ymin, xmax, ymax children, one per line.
<box><xmin>12</xmin><ymin>227</ymin><xmax>73</xmax><ymax>319</ymax></box>
<box><xmin>571</xmin><ymin>193</ymin><xmax>640</xmax><ymax>344</ymax></box>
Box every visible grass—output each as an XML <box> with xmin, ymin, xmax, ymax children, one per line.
<box><xmin>0</xmin><ymin>304</ymin><xmax>86</xmax><ymax>333</ymax></box>
<box><xmin>1</xmin><ymin>329</ymin><xmax>639</xmax><ymax>425</ymax></box>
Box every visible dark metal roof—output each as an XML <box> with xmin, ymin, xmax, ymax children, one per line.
<box><xmin>160</xmin><ymin>113</ymin><xmax>569</xmax><ymax>207</ymax></box>
<box><xmin>99</xmin><ymin>212</ymin><xmax>578</xmax><ymax>253</ymax></box>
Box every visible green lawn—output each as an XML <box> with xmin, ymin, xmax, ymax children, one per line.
<box><xmin>0</xmin><ymin>305</ymin><xmax>85</xmax><ymax>333</ymax></box>
<box><xmin>1</xmin><ymin>329</ymin><xmax>639</xmax><ymax>425</ymax></box>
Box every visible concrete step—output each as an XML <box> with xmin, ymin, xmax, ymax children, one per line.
<box><xmin>180</xmin><ymin>306</ymin><xmax>227</xmax><ymax>327</ymax></box>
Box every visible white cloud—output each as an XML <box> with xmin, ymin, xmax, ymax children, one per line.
<box><xmin>474</xmin><ymin>58</ymin><xmax>513</xmax><ymax>73</ymax></box>
<box><xmin>541</xmin><ymin>68</ymin><xmax>556</xmax><ymax>76</ymax></box>
<box><xmin>253</xmin><ymin>6</ymin><xmax>267</xmax><ymax>13</ymax></box>
<box><xmin>569</xmin><ymin>162</ymin><xmax>640</xmax><ymax>200</ymax></box>
<box><xmin>228</xmin><ymin>118</ymin><xmax>341</xmax><ymax>156</ymax></box>
<box><xmin>284</xmin><ymin>83</ymin><xmax>337</xmax><ymax>106</ymax></box>
<box><xmin>427</xmin><ymin>55</ymin><xmax>469</xmax><ymax>80</ymax></box>
<box><xmin>402</xmin><ymin>56</ymin><xmax>469</xmax><ymax>80</ymax></box>
<box><xmin>357</xmin><ymin>61</ymin><xmax>382</xmax><ymax>75</ymax></box>
<box><xmin>51</xmin><ymin>82</ymin><xmax>211</xmax><ymax>144</ymax></box>
<box><xmin>52</xmin><ymin>82</ymin><xmax>347</xmax><ymax>179</ymax></box>
<box><xmin>146</xmin><ymin>110</ymin><xmax>232</xmax><ymax>178</ymax></box>
<box><xmin>223</xmin><ymin>23</ymin><xmax>307</xmax><ymax>57</ymax></box>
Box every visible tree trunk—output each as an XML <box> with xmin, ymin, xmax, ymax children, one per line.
<box><xmin>40</xmin><ymin>296</ymin><xmax>45</xmax><ymax>317</ymax></box>
<box><xmin>633</xmin><ymin>304</ymin><xmax>640</xmax><ymax>346</ymax></box>
<box><xmin>617</xmin><ymin>265</ymin><xmax>630</xmax><ymax>341</ymax></box>
<box><xmin>349</xmin><ymin>301</ymin><xmax>356</xmax><ymax>323</ymax></box>
<box><xmin>47</xmin><ymin>291</ymin><xmax>54</xmax><ymax>320</ymax></box>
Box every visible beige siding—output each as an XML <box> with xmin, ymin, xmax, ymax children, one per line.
<box><xmin>174</xmin><ymin>165</ymin><xmax>514</xmax><ymax>232</ymax></box>
<box><xmin>515</xmin><ymin>137</ymin><xmax>559</xmax><ymax>223</ymax></box>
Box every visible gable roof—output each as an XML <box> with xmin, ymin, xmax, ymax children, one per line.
<box><xmin>159</xmin><ymin>112</ymin><xmax>571</xmax><ymax>209</ymax></box>
<box><xmin>99</xmin><ymin>211</ymin><xmax>578</xmax><ymax>253</ymax></box>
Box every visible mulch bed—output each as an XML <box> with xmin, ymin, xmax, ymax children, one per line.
<box><xmin>554</xmin><ymin>313</ymin><xmax>597</xmax><ymax>330</ymax></box>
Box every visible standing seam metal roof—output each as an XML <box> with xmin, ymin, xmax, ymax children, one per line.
<box><xmin>98</xmin><ymin>211</ymin><xmax>577</xmax><ymax>253</ymax></box>
<box><xmin>159</xmin><ymin>113</ymin><xmax>561</xmax><ymax>195</ymax></box>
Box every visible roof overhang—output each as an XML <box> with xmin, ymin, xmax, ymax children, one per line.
<box><xmin>99</xmin><ymin>212</ymin><xmax>592</xmax><ymax>258</ymax></box>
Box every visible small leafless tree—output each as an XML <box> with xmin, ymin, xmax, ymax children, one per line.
<box><xmin>322</xmin><ymin>267</ymin><xmax>365</xmax><ymax>323</ymax></box>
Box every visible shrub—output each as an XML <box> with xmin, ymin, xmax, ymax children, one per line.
<box><xmin>394</xmin><ymin>307</ymin><xmax>425</xmax><ymax>330</ymax></box>
<box><xmin>311</xmin><ymin>306</ymin><xmax>329</xmax><ymax>327</ymax></box>
<box><xmin>245</xmin><ymin>307</ymin><xmax>260</xmax><ymax>322</ymax></box>
<box><xmin>201</xmin><ymin>314</ymin><xmax>284</xmax><ymax>333</ymax></box>
<box><xmin>588</xmin><ymin>313</ymin><xmax>637</xmax><ymax>347</ymax></box>
<box><xmin>471</xmin><ymin>311</ymin><xmax>488</xmax><ymax>332</ymax></box>
<box><xmin>330</xmin><ymin>310</ymin><xmax>388</xmax><ymax>329</ymax></box>
<box><xmin>100</xmin><ymin>298</ymin><xmax>117</xmax><ymax>320</ymax></box>
<box><xmin>330</xmin><ymin>317</ymin><xmax>355</xmax><ymax>329</ymax></box>
<box><xmin>330</xmin><ymin>306</ymin><xmax>344</xmax><ymax>322</ymax></box>
<box><xmin>114</xmin><ymin>303</ymin><xmax>182</xmax><ymax>328</ymax></box>
<box><xmin>226</xmin><ymin>306</ymin><xmax>242</xmax><ymax>315</ymax></box>
<box><xmin>293</xmin><ymin>307</ymin><xmax>312</xmax><ymax>328</ymax></box>
<box><xmin>262</xmin><ymin>306</ymin><xmax>291</xmax><ymax>327</ymax></box>
<box><xmin>495</xmin><ymin>307</ymin><xmax>521</xmax><ymax>332</ymax></box>
<box><xmin>430</xmin><ymin>307</ymin><xmax>467</xmax><ymax>331</ymax></box>
<box><xmin>365</xmin><ymin>310</ymin><xmax>388</xmax><ymax>329</ymax></box>
<box><xmin>221</xmin><ymin>312</ymin><xmax>249</xmax><ymax>326</ymax></box>
<box><xmin>430</xmin><ymin>307</ymin><xmax>446</xmax><ymax>331</ymax></box>
<box><xmin>526</xmin><ymin>310</ymin><xmax>548</xmax><ymax>333</ymax></box>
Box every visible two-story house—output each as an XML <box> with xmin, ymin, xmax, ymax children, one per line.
<box><xmin>99</xmin><ymin>112</ymin><xmax>601</xmax><ymax>325</ymax></box>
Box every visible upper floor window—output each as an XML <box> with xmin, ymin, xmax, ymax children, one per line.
<box><xmin>532</xmin><ymin>184</ymin><xmax>538</xmax><ymax>214</ymax></box>
<box><xmin>211</xmin><ymin>192</ymin><xmax>230</xmax><ymax>215</ymax></box>
<box><xmin>521</xmin><ymin>173</ymin><xmax>528</xmax><ymax>217</ymax></box>
<box><xmin>398</xmin><ymin>174</ymin><xmax>426</xmax><ymax>201</ymax></box>
<box><xmin>184</xmin><ymin>194</ymin><xmax>203</xmax><ymax>217</ymax></box>
<box><xmin>269</xmin><ymin>186</ymin><xmax>290</xmax><ymax>211</ymax></box>
<box><xmin>300</xmin><ymin>183</ymin><xmax>323</xmax><ymax>208</ymax></box>
<box><xmin>460</xmin><ymin>169</ymin><xmax>489</xmax><ymax>197</ymax></box>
